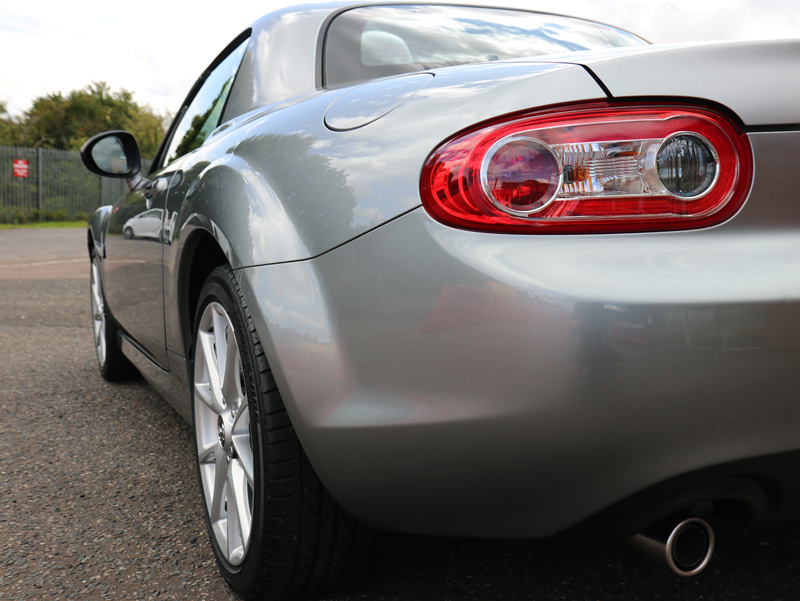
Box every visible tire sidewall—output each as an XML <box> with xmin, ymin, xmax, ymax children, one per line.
<box><xmin>190</xmin><ymin>267</ymin><xmax>267</xmax><ymax>594</ymax></box>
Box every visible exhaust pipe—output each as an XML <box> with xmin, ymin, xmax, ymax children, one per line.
<box><xmin>629</xmin><ymin>514</ymin><xmax>715</xmax><ymax>576</ymax></box>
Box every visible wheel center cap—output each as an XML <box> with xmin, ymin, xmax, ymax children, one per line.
<box><xmin>217</xmin><ymin>416</ymin><xmax>226</xmax><ymax>448</ymax></box>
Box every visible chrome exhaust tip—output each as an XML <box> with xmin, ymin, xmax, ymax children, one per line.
<box><xmin>630</xmin><ymin>515</ymin><xmax>715</xmax><ymax>576</ymax></box>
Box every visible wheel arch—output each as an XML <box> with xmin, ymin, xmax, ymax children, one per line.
<box><xmin>177</xmin><ymin>229</ymin><xmax>229</xmax><ymax>357</ymax></box>
<box><xmin>167</xmin><ymin>152</ymin><xmax>312</xmax><ymax>359</ymax></box>
<box><xmin>87</xmin><ymin>205</ymin><xmax>113</xmax><ymax>259</ymax></box>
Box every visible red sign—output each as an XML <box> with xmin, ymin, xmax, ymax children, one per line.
<box><xmin>12</xmin><ymin>159</ymin><xmax>29</xmax><ymax>178</ymax></box>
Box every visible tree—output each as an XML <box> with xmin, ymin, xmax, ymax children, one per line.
<box><xmin>0</xmin><ymin>101</ymin><xmax>23</xmax><ymax>147</ymax></box>
<box><xmin>7</xmin><ymin>82</ymin><xmax>166</xmax><ymax>158</ymax></box>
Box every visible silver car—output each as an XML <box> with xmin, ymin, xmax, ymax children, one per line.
<box><xmin>80</xmin><ymin>2</ymin><xmax>800</xmax><ymax>598</ymax></box>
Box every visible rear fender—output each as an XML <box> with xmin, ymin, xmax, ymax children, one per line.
<box><xmin>164</xmin><ymin>152</ymin><xmax>310</xmax><ymax>359</ymax></box>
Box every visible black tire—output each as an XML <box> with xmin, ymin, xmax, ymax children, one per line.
<box><xmin>90</xmin><ymin>253</ymin><xmax>135</xmax><ymax>381</ymax></box>
<box><xmin>123</xmin><ymin>226</ymin><xmax>134</xmax><ymax>239</ymax></box>
<box><xmin>191</xmin><ymin>265</ymin><xmax>371</xmax><ymax>600</ymax></box>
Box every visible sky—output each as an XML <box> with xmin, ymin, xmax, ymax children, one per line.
<box><xmin>0</xmin><ymin>0</ymin><xmax>796</xmax><ymax>118</ymax></box>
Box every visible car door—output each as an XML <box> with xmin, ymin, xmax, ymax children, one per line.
<box><xmin>102</xmin><ymin>33</ymin><xmax>249</xmax><ymax>369</ymax></box>
<box><xmin>102</xmin><ymin>164</ymin><xmax>179</xmax><ymax>367</ymax></box>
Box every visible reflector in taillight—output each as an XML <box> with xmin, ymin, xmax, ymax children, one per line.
<box><xmin>420</xmin><ymin>103</ymin><xmax>752</xmax><ymax>234</ymax></box>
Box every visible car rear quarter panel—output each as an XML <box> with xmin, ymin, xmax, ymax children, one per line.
<box><xmin>238</xmin><ymin>128</ymin><xmax>800</xmax><ymax>537</ymax></box>
<box><xmin>161</xmin><ymin>62</ymin><xmax>606</xmax><ymax>394</ymax></box>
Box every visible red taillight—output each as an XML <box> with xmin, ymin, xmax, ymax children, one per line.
<box><xmin>420</xmin><ymin>103</ymin><xmax>753</xmax><ymax>234</ymax></box>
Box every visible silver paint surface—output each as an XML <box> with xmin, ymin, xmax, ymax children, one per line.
<box><xmin>240</xmin><ymin>143</ymin><xmax>800</xmax><ymax>533</ymax></box>
<box><xmin>561</xmin><ymin>40</ymin><xmax>800</xmax><ymax>125</ymax></box>
<box><xmin>324</xmin><ymin>73</ymin><xmax>435</xmax><ymax>131</ymax></box>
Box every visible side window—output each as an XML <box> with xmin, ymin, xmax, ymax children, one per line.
<box><xmin>163</xmin><ymin>37</ymin><xmax>249</xmax><ymax>165</ymax></box>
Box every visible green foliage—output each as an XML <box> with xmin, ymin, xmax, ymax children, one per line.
<box><xmin>0</xmin><ymin>101</ymin><xmax>24</xmax><ymax>147</ymax></box>
<box><xmin>0</xmin><ymin>219</ymin><xmax>88</xmax><ymax>230</ymax></box>
<box><xmin>0</xmin><ymin>82</ymin><xmax>166</xmax><ymax>158</ymax></box>
<box><xmin>0</xmin><ymin>206</ymin><xmax>86</xmax><ymax>225</ymax></box>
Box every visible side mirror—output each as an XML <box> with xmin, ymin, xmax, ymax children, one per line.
<box><xmin>80</xmin><ymin>130</ymin><xmax>141</xmax><ymax>178</ymax></box>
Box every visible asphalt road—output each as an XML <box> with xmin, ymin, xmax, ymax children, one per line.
<box><xmin>2</xmin><ymin>227</ymin><xmax>800</xmax><ymax>601</ymax></box>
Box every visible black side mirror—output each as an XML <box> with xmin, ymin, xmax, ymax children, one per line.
<box><xmin>80</xmin><ymin>130</ymin><xmax>141</xmax><ymax>178</ymax></box>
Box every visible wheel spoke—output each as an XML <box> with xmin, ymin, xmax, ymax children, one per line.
<box><xmin>196</xmin><ymin>330</ymin><xmax>226</xmax><ymax>414</ymax></box>
<box><xmin>90</xmin><ymin>264</ymin><xmax>103</xmax><ymax>314</ymax></box>
<box><xmin>91</xmin><ymin>287</ymin><xmax>102</xmax><ymax>317</ymax></box>
<box><xmin>231</xmin><ymin>409</ymin><xmax>253</xmax><ymax>486</ymax></box>
<box><xmin>93</xmin><ymin>319</ymin><xmax>102</xmax><ymax>346</ymax></box>
<box><xmin>212</xmin><ymin>308</ymin><xmax>228</xmax><ymax>379</ymax></box>
<box><xmin>93</xmin><ymin>290</ymin><xmax>103</xmax><ymax>316</ymax></box>
<box><xmin>209</xmin><ymin>448</ymin><xmax>228</xmax><ymax>522</ymax></box>
<box><xmin>194</xmin><ymin>380</ymin><xmax>219</xmax><ymax>415</ymax></box>
<box><xmin>96</xmin><ymin>322</ymin><xmax>106</xmax><ymax>365</ymax></box>
<box><xmin>221</xmin><ymin>328</ymin><xmax>241</xmax><ymax>404</ymax></box>
<box><xmin>237</xmin><ymin>389</ymin><xmax>248</xmax><ymax>413</ymax></box>
<box><xmin>228</xmin><ymin>458</ymin><xmax>252</xmax><ymax>555</ymax></box>
<box><xmin>197</xmin><ymin>441</ymin><xmax>217</xmax><ymax>464</ymax></box>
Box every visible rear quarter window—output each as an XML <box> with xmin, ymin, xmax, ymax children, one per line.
<box><xmin>324</xmin><ymin>5</ymin><xmax>646</xmax><ymax>87</ymax></box>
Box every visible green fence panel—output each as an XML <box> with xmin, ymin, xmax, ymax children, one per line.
<box><xmin>0</xmin><ymin>146</ymin><xmax>151</xmax><ymax>223</ymax></box>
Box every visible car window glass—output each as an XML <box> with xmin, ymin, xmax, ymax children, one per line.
<box><xmin>325</xmin><ymin>6</ymin><xmax>646</xmax><ymax>87</ymax></box>
<box><xmin>164</xmin><ymin>38</ymin><xmax>249</xmax><ymax>165</ymax></box>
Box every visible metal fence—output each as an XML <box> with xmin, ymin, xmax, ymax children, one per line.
<box><xmin>0</xmin><ymin>146</ymin><xmax>151</xmax><ymax>223</ymax></box>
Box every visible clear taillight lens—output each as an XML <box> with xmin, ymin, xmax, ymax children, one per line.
<box><xmin>420</xmin><ymin>103</ymin><xmax>753</xmax><ymax>234</ymax></box>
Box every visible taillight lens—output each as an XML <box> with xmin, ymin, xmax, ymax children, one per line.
<box><xmin>420</xmin><ymin>103</ymin><xmax>753</xmax><ymax>234</ymax></box>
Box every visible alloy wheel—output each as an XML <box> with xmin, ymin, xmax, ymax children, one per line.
<box><xmin>90</xmin><ymin>260</ymin><xmax>107</xmax><ymax>367</ymax></box>
<box><xmin>193</xmin><ymin>301</ymin><xmax>254</xmax><ymax>566</ymax></box>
